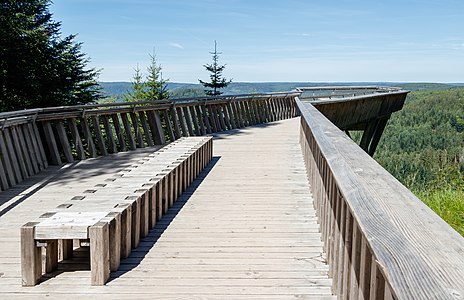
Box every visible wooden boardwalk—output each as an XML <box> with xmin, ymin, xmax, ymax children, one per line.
<box><xmin>0</xmin><ymin>117</ymin><xmax>334</xmax><ymax>299</ymax></box>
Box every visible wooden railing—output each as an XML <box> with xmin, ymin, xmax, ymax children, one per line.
<box><xmin>0</xmin><ymin>93</ymin><xmax>299</xmax><ymax>192</ymax></box>
<box><xmin>296</xmin><ymin>97</ymin><xmax>464</xmax><ymax>299</ymax></box>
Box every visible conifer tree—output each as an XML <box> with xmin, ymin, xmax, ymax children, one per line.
<box><xmin>145</xmin><ymin>52</ymin><xmax>169</xmax><ymax>101</ymax></box>
<box><xmin>199</xmin><ymin>41</ymin><xmax>232</xmax><ymax>96</ymax></box>
<box><xmin>0</xmin><ymin>0</ymin><xmax>100</xmax><ymax>111</ymax></box>
<box><xmin>125</xmin><ymin>65</ymin><xmax>145</xmax><ymax>102</ymax></box>
<box><xmin>125</xmin><ymin>52</ymin><xmax>169</xmax><ymax>102</ymax></box>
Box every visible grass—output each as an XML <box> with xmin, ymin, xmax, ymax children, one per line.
<box><xmin>416</xmin><ymin>189</ymin><xmax>464</xmax><ymax>236</ymax></box>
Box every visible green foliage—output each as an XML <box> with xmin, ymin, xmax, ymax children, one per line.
<box><xmin>124</xmin><ymin>52</ymin><xmax>168</xmax><ymax>102</ymax></box>
<box><xmin>373</xmin><ymin>88</ymin><xmax>464</xmax><ymax>234</ymax></box>
<box><xmin>417</xmin><ymin>189</ymin><xmax>464</xmax><ymax>236</ymax></box>
<box><xmin>0</xmin><ymin>0</ymin><xmax>100</xmax><ymax>111</ymax></box>
<box><xmin>199</xmin><ymin>41</ymin><xmax>232</xmax><ymax>96</ymax></box>
<box><xmin>145</xmin><ymin>52</ymin><xmax>169</xmax><ymax>101</ymax></box>
<box><xmin>124</xmin><ymin>65</ymin><xmax>145</xmax><ymax>102</ymax></box>
<box><xmin>169</xmin><ymin>87</ymin><xmax>206</xmax><ymax>98</ymax></box>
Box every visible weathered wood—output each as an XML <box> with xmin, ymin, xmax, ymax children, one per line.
<box><xmin>162</xmin><ymin>110</ymin><xmax>176</xmax><ymax>142</ymax></box>
<box><xmin>111</xmin><ymin>114</ymin><xmax>127</xmax><ymax>152</ymax></box>
<box><xmin>138</xmin><ymin>111</ymin><xmax>153</xmax><ymax>147</ymax></box>
<box><xmin>0</xmin><ymin>130</ymin><xmax>17</xmax><ymax>187</ymax></box>
<box><xmin>176</xmin><ymin>107</ymin><xmax>189</xmax><ymax>137</ymax></box>
<box><xmin>42</xmin><ymin>121</ymin><xmax>62</xmax><ymax>165</ymax></box>
<box><xmin>67</xmin><ymin>118</ymin><xmax>86</xmax><ymax>160</ymax></box>
<box><xmin>195</xmin><ymin>105</ymin><xmax>207</xmax><ymax>135</ymax></box>
<box><xmin>92</xmin><ymin>116</ymin><xmax>108</xmax><ymax>156</ymax></box>
<box><xmin>102</xmin><ymin>115</ymin><xmax>117</xmax><ymax>154</ymax></box>
<box><xmin>13</xmin><ymin>125</ymin><xmax>35</xmax><ymax>177</ymax></box>
<box><xmin>55</xmin><ymin>121</ymin><xmax>74</xmax><ymax>163</ymax></box>
<box><xmin>44</xmin><ymin>239</ymin><xmax>58</xmax><ymax>273</ymax></box>
<box><xmin>31</xmin><ymin>122</ymin><xmax>49</xmax><ymax>169</ymax></box>
<box><xmin>130</xmin><ymin>112</ymin><xmax>145</xmax><ymax>148</ymax></box>
<box><xmin>188</xmin><ymin>106</ymin><xmax>201</xmax><ymax>135</ymax></box>
<box><xmin>297</xmin><ymin>97</ymin><xmax>464</xmax><ymax>299</ymax></box>
<box><xmin>202</xmin><ymin>105</ymin><xmax>213</xmax><ymax>134</ymax></box>
<box><xmin>182</xmin><ymin>106</ymin><xmax>195</xmax><ymax>136</ymax></box>
<box><xmin>81</xmin><ymin>117</ymin><xmax>97</xmax><ymax>158</ymax></box>
<box><xmin>58</xmin><ymin>239</ymin><xmax>73</xmax><ymax>261</ymax></box>
<box><xmin>370</xmin><ymin>260</ymin><xmax>385</xmax><ymax>299</ymax></box>
<box><xmin>89</xmin><ymin>221</ymin><xmax>110</xmax><ymax>286</ymax></box>
<box><xmin>21</xmin><ymin>124</ymin><xmax>40</xmax><ymax>174</ymax></box>
<box><xmin>358</xmin><ymin>236</ymin><xmax>372</xmax><ymax>300</ymax></box>
<box><xmin>121</xmin><ymin>113</ymin><xmax>136</xmax><ymax>150</ymax></box>
<box><xmin>21</xmin><ymin>222</ymin><xmax>42</xmax><ymax>286</ymax></box>
<box><xmin>9</xmin><ymin>126</ymin><xmax>29</xmax><ymax>178</ymax></box>
<box><xmin>146</xmin><ymin>110</ymin><xmax>165</xmax><ymax>145</ymax></box>
<box><xmin>0</xmin><ymin>152</ymin><xmax>9</xmax><ymax>190</ymax></box>
<box><xmin>170</xmin><ymin>107</ymin><xmax>182</xmax><ymax>139</ymax></box>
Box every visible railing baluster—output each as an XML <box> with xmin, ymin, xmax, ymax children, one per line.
<box><xmin>12</xmin><ymin>126</ymin><xmax>33</xmax><ymax>177</ymax></box>
<box><xmin>176</xmin><ymin>107</ymin><xmax>188</xmax><ymax>137</ymax></box>
<box><xmin>30</xmin><ymin>123</ymin><xmax>48</xmax><ymax>170</ymax></box>
<box><xmin>55</xmin><ymin>121</ymin><xmax>74</xmax><ymax>163</ymax></box>
<box><xmin>129</xmin><ymin>112</ymin><xmax>144</xmax><ymax>148</ymax></box>
<box><xmin>138</xmin><ymin>111</ymin><xmax>153</xmax><ymax>147</ymax></box>
<box><xmin>67</xmin><ymin>118</ymin><xmax>86</xmax><ymax>160</ymax></box>
<box><xmin>188</xmin><ymin>106</ymin><xmax>201</xmax><ymax>136</ymax></box>
<box><xmin>92</xmin><ymin>116</ymin><xmax>108</xmax><ymax>156</ymax></box>
<box><xmin>182</xmin><ymin>106</ymin><xmax>195</xmax><ymax>136</ymax></box>
<box><xmin>102</xmin><ymin>115</ymin><xmax>117</xmax><ymax>154</ymax></box>
<box><xmin>195</xmin><ymin>105</ymin><xmax>207</xmax><ymax>135</ymax></box>
<box><xmin>42</xmin><ymin>121</ymin><xmax>61</xmax><ymax>165</ymax></box>
<box><xmin>146</xmin><ymin>110</ymin><xmax>165</xmax><ymax>145</ymax></box>
<box><xmin>121</xmin><ymin>113</ymin><xmax>136</xmax><ymax>150</ymax></box>
<box><xmin>111</xmin><ymin>114</ymin><xmax>126</xmax><ymax>152</ymax></box>
<box><xmin>162</xmin><ymin>110</ymin><xmax>175</xmax><ymax>142</ymax></box>
<box><xmin>21</xmin><ymin>125</ymin><xmax>39</xmax><ymax>174</ymax></box>
<box><xmin>359</xmin><ymin>236</ymin><xmax>372</xmax><ymax>300</ymax></box>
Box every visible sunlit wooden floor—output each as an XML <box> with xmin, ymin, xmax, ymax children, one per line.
<box><xmin>0</xmin><ymin>117</ymin><xmax>334</xmax><ymax>299</ymax></box>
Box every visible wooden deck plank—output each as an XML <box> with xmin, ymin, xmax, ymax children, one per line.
<box><xmin>0</xmin><ymin>118</ymin><xmax>333</xmax><ymax>298</ymax></box>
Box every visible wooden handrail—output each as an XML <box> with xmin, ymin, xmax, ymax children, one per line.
<box><xmin>296</xmin><ymin>97</ymin><xmax>464</xmax><ymax>299</ymax></box>
<box><xmin>0</xmin><ymin>93</ymin><xmax>298</xmax><ymax>192</ymax></box>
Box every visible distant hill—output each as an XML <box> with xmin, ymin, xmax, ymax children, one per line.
<box><xmin>99</xmin><ymin>81</ymin><xmax>464</xmax><ymax>100</ymax></box>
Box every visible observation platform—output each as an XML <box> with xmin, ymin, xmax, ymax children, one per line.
<box><xmin>1</xmin><ymin>88</ymin><xmax>463</xmax><ymax>299</ymax></box>
<box><xmin>0</xmin><ymin>118</ymin><xmax>335</xmax><ymax>299</ymax></box>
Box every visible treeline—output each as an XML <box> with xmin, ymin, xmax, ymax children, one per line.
<box><xmin>373</xmin><ymin>88</ymin><xmax>464</xmax><ymax>235</ymax></box>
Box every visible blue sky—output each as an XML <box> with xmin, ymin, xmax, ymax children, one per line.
<box><xmin>51</xmin><ymin>0</ymin><xmax>464</xmax><ymax>83</ymax></box>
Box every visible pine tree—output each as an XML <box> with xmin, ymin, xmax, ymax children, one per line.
<box><xmin>199</xmin><ymin>41</ymin><xmax>232</xmax><ymax>96</ymax></box>
<box><xmin>125</xmin><ymin>65</ymin><xmax>145</xmax><ymax>102</ymax></box>
<box><xmin>125</xmin><ymin>52</ymin><xmax>169</xmax><ymax>102</ymax></box>
<box><xmin>145</xmin><ymin>52</ymin><xmax>169</xmax><ymax>101</ymax></box>
<box><xmin>0</xmin><ymin>0</ymin><xmax>100</xmax><ymax>111</ymax></box>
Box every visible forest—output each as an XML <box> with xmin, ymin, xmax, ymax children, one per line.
<box><xmin>373</xmin><ymin>87</ymin><xmax>464</xmax><ymax>235</ymax></box>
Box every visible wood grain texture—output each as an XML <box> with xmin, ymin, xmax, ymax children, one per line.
<box><xmin>0</xmin><ymin>118</ymin><xmax>333</xmax><ymax>298</ymax></box>
<box><xmin>297</xmin><ymin>97</ymin><xmax>464</xmax><ymax>299</ymax></box>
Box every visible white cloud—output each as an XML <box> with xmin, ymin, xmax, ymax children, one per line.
<box><xmin>169</xmin><ymin>43</ymin><xmax>185</xmax><ymax>49</ymax></box>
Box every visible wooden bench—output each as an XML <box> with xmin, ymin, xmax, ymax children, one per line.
<box><xmin>21</xmin><ymin>137</ymin><xmax>213</xmax><ymax>286</ymax></box>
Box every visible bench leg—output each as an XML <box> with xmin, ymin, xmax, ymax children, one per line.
<box><xmin>131</xmin><ymin>198</ymin><xmax>141</xmax><ymax>249</ymax></box>
<box><xmin>89</xmin><ymin>222</ymin><xmax>110</xmax><ymax>286</ymax></box>
<box><xmin>149</xmin><ymin>186</ymin><xmax>157</xmax><ymax>229</ymax></box>
<box><xmin>58</xmin><ymin>239</ymin><xmax>73</xmax><ymax>260</ymax></box>
<box><xmin>120</xmin><ymin>204</ymin><xmax>132</xmax><ymax>258</ymax></box>
<box><xmin>107</xmin><ymin>213</ymin><xmax>121</xmax><ymax>272</ymax></box>
<box><xmin>21</xmin><ymin>222</ymin><xmax>42</xmax><ymax>286</ymax></box>
<box><xmin>44</xmin><ymin>240</ymin><xmax>58</xmax><ymax>273</ymax></box>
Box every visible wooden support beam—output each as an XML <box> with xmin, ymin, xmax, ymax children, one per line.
<box><xmin>42</xmin><ymin>121</ymin><xmax>62</xmax><ymax>165</ymax></box>
<box><xmin>67</xmin><ymin>118</ymin><xmax>86</xmax><ymax>160</ymax></box>
<box><xmin>21</xmin><ymin>222</ymin><xmax>42</xmax><ymax>286</ymax></box>
<box><xmin>89</xmin><ymin>222</ymin><xmax>110</xmax><ymax>286</ymax></box>
<box><xmin>92</xmin><ymin>116</ymin><xmax>108</xmax><ymax>156</ymax></box>
<box><xmin>368</xmin><ymin>117</ymin><xmax>390</xmax><ymax>156</ymax></box>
